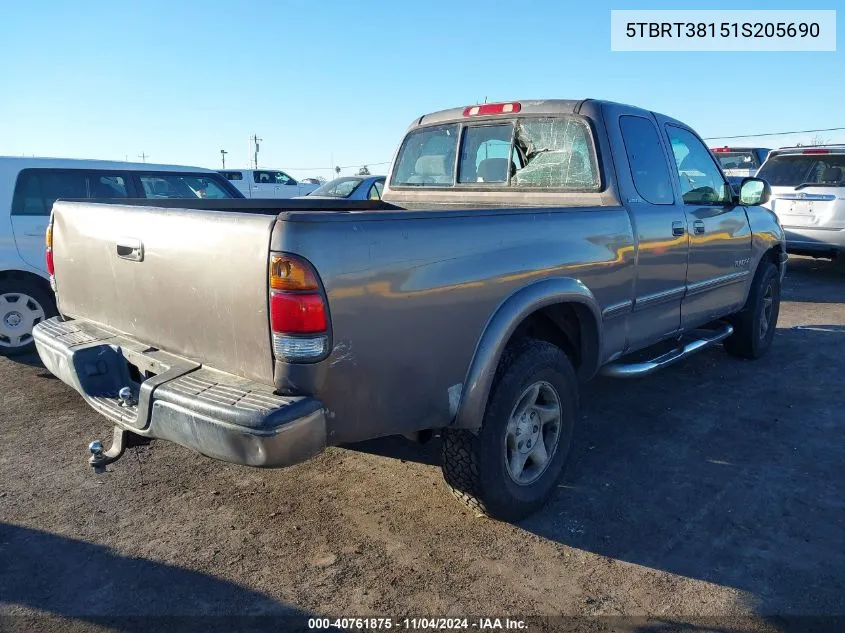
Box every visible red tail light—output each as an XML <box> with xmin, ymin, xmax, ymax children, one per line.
<box><xmin>463</xmin><ymin>102</ymin><xmax>521</xmax><ymax>117</ymax></box>
<box><xmin>268</xmin><ymin>253</ymin><xmax>329</xmax><ymax>361</ymax></box>
<box><xmin>45</xmin><ymin>222</ymin><xmax>54</xmax><ymax>276</ymax></box>
<box><xmin>270</xmin><ymin>292</ymin><xmax>326</xmax><ymax>334</ymax></box>
<box><xmin>711</xmin><ymin>146</ymin><xmax>731</xmax><ymax>153</ymax></box>
<box><xmin>803</xmin><ymin>149</ymin><xmax>830</xmax><ymax>154</ymax></box>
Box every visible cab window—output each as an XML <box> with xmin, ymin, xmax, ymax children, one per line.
<box><xmin>666</xmin><ymin>126</ymin><xmax>731</xmax><ymax>205</ymax></box>
<box><xmin>619</xmin><ymin>116</ymin><xmax>674</xmax><ymax>205</ymax></box>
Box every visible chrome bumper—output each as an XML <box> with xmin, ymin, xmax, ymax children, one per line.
<box><xmin>33</xmin><ymin>317</ymin><xmax>326</xmax><ymax>468</ymax></box>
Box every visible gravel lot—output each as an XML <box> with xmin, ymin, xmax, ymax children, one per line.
<box><xmin>1</xmin><ymin>256</ymin><xmax>843</xmax><ymax>632</ymax></box>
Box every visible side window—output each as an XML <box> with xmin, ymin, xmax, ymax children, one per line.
<box><xmin>458</xmin><ymin>124</ymin><xmax>514</xmax><ymax>183</ymax></box>
<box><xmin>222</xmin><ymin>171</ymin><xmax>243</xmax><ymax>181</ymax></box>
<box><xmin>275</xmin><ymin>171</ymin><xmax>295</xmax><ymax>185</ymax></box>
<box><xmin>666</xmin><ymin>126</ymin><xmax>731</xmax><ymax>205</ymax></box>
<box><xmin>368</xmin><ymin>181</ymin><xmax>384</xmax><ymax>200</ymax></box>
<box><xmin>38</xmin><ymin>170</ymin><xmax>89</xmax><ymax>212</ymax></box>
<box><xmin>619</xmin><ymin>116</ymin><xmax>674</xmax><ymax>205</ymax></box>
<box><xmin>11</xmin><ymin>171</ymin><xmax>47</xmax><ymax>216</ymax></box>
<box><xmin>140</xmin><ymin>174</ymin><xmax>233</xmax><ymax>199</ymax></box>
<box><xmin>254</xmin><ymin>171</ymin><xmax>272</xmax><ymax>184</ymax></box>
<box><xmin>89</xmin><ymin>173</ymin><xmax>128</xmax><ymax>198</ymax></box>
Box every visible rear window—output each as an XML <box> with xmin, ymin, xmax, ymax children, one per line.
<box><xmin>713</xmin><ymin>151</ymin><xmax>761</xmax><ymax>171</ymax></box>
<box><xmin>757</xmin><ymin>153</ymin><xmax>845</xmax><ymax>188</ymax></box>
<box><xmin>390</xmin><ymin>116</ymin><xmax>600</xmax><ymax>190</ymax></box>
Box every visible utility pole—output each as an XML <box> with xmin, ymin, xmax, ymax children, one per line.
<box><xmin>138</xmin><ymin>152</ymin><xmax>148</xmax><ymax>163</ymax></box>
<box><xmin>250</xmin><ymin>134</ymin><xmax>262</xmax><ymax>169</ymax></box>
<box><xmin>220</xmin><ymin>149</ymin><xmax>228</xmax><ymax>169</ymax></box>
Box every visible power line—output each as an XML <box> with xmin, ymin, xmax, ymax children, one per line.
<box><xmin>704</xmin><ymin>126</ymin><xmax>845</xmax><ymax>141</ymax></box>
<box><xmin>279</xmin><ymin>160</ymin><xmax>392</xmax><ymax>171</ymax></box>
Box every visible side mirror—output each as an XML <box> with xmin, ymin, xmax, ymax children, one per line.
<box><xmin>738</xmin><ymin>177</ymin><xmax>771</xmax><ymax>206</ymax></box>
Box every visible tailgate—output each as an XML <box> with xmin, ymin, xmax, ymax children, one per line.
<box><xmin>51</xmin><ymin>201</ymin><xmax>277</xmax><ymax>384</ymax></box>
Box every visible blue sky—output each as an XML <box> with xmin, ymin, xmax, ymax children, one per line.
<box><xmin>0</xmin><ymin>0</ymin><xmax>841</xmax><ymax>178</ymax></box>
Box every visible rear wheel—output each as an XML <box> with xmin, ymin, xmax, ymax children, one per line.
<box><xmin>0</xmin><ymin>279</ymin><xmax>56</xmax><ymax>357</ymax></box>
<box><xmin>724</xmin><ymin>261</ymin><xmax>780</xmax><ymax>359</ymax></box>
<box><xmin>441</xmin><ymin>339</ymin><xmax>577</xmax><ymax>521</ymax></box>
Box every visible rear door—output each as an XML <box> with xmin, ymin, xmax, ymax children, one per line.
<box><xmin>604</xmin><ymin>105</ymin><xmax>689</xmax><ymax>350</ymax></box>
<box><xmin>662</xmin><ymin>123</ymin><xmax>752</xmax><ymax>328</ymax></box>
<box><xmin>10</xmin><ymin>169</ymin><xmax>131</xmax><ymax>270</ymax></box>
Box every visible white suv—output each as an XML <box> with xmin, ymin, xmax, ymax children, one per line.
<box><xmin>757</xmin><ymin>146</ymin><xmax>845</xmax><ymax>259</ymax></box>
<box><xmin>0</xmin><ymin>157</ymin><xmax>242</xmax><ymax>356</ymax></box>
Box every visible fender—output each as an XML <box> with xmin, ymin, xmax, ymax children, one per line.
<box><xmin>745</xmin><ymin>204</ymin><xmax>788</xmax><ymax>295</ymax></box>
<box><xmin>452</xmin><ymin>277</ymin><xmax>603</xmax><ymax>430</ymax></box>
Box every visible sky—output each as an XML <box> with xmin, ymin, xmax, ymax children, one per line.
<box><xmin>0</xmin><ymin>0</ymin><xmax>842</xmax><ymax>179</ymax></box>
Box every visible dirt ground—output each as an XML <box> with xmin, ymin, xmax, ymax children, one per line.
<box><xmin>1</xmin><ymin>256</ymin><xmax>843</xmax><ymax>632</ymax></box>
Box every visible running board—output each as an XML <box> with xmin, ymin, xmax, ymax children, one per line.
<box><xmin>600</xmin><ymin>323</ymin><xmax>734</xmax><ymax>379</ymax></box>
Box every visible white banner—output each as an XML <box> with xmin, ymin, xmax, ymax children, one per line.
<box><xmin>610</xmin><ymin>10</ymin><xmax>836</xmax><ymax>51</ymax></box>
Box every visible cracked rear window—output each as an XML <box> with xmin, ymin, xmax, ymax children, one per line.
<box><xmin>391</xmin><ymin>116</ymin><xmax>599</xmax><ymax>190</ymax></box>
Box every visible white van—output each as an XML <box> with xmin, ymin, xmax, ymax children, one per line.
<box><xmin>219</xmin><ymin>169</ymin><xmax>319</xmax><ymax>198</ymax></box>
<box><xmin>0</xmin><ymin>156</ymin><xmax>243</xmax><ymax>356</ymax></box>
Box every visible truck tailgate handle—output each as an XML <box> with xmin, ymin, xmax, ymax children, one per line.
<box><xmin>116</xmin><ymin>237</ymin><xmax>144</xmax><ymax>262</ymax></box>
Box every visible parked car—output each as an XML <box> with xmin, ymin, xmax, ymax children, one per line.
<box><xmin>219</xmin><ymin>169</ymin><xmax>319</xmax><ymax>198</ymax></box>
<box><xmin>711</xmin><ymin>146</ymin><xmax>771</xmax><ymax>190</ymax></box>
<box><xmin>0</xmin><ymin>156</ymin><xmax>243</xmax><ymax>356</ymax></box>
<box><xmin>35</xmin><ymin>99</ymin><xmax>785</xmax><ymax>521</ymax></box>
<box><xmin>298</xmin><ymin>175</ymin><xmax>385</xmax><ymax>200</ymax></box>
<box><xmin>756</xmin><ymin>145</ymin><xmax>845</xmax><ymax>258</ymax></box>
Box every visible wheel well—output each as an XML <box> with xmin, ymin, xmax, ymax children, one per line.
<box><xmin>0</xmin><ymin>269</ymin><xmax>53</xmax><ymax>297</ymax></box>
<box><xmin>507</xmin><ymin>302</ymin><xmax>598</xmax><ymax>378</ymax></box>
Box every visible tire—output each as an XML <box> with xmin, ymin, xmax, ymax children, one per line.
<box><xmin>724</xmin><ymin>261</ymin><xmax>780</xmax><ymax>360</ymax></box>
<box><xmin>441</xmin><ymin>339</ymin><xmax>578</xmax><ymax>521</ymax></box>
<box><xmin>0</xmin><ymin>278</ymin><xmax>57</xmax><ymax>357</ymax></box>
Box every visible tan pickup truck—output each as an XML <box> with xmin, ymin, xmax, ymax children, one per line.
<box><xmin>35</xmin><ymin>99</ymin><xmax>786</xmax><ymax>520</ymax></box>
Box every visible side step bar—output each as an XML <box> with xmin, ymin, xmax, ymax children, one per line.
<box><xmin>600</xmin><ymin>323</ymin><xmax>734</xmax><ymax>379</ymax></box>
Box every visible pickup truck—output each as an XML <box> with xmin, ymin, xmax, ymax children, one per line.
<box><xmin>34</xmin><ymin>99</ymin><xmax>786</xmax><ymax>521</ymax></box>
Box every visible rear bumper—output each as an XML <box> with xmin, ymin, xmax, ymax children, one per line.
<box><xmin>783</xmin><ymin>226</ymin><xmax>845</xmax><ymax>254</ymax></box>
<box><xmin>33</xmin><ymin>317</ymin><xmax>326</xmax><ymax>468</ymax></box>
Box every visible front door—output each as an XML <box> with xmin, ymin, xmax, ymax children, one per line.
<box><xmin>663</xmin><ymin>124</ymin><xmax>753</xmax><ymax>329</ymax></box>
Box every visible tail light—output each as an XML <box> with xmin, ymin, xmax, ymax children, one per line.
<box><xmin>269</xmin><ymin>254</ymin><xmax>328</xmax><ymax>361</ymax></box>
<box><xmin>45</xmin><ymin>221</ymin><xmax>55</xmax><ymax>277</ymax></box>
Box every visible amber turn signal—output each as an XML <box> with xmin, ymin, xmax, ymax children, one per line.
<box><xmin>269</xmin><ymin>254</ymin><xmax>319</xmax><ymax>291</ymax></box>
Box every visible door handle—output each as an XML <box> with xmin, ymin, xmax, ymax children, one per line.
<box><xmin>672</xmin><ymin>221</ymin><xmax>686</xmax><ymax>237</ymax></box>
<box><xmin>116</xmin><ymin>237</ymin><xmax>144</xmax><ymax>262</ymax></box>
<box><xmin>693</xmin><ymin>220</ymin><xmax>706</xmax><ymax>235</ymax></box>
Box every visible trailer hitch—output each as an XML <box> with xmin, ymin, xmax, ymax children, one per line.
<box><xmin>88</xmin><ymin>425</ymin><xmax>149</xmax><ymax>473</ymax></box>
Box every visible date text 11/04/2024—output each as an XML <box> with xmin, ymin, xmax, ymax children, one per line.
<box><xmin>625</xmin><ymin>22</ymin><xmax>821</xmax><ymax>38</ymax></box>
<box><xmin>308</xmin><ymin>618</ymin><xmax>527</xmax><ymax>630</ymax></box>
